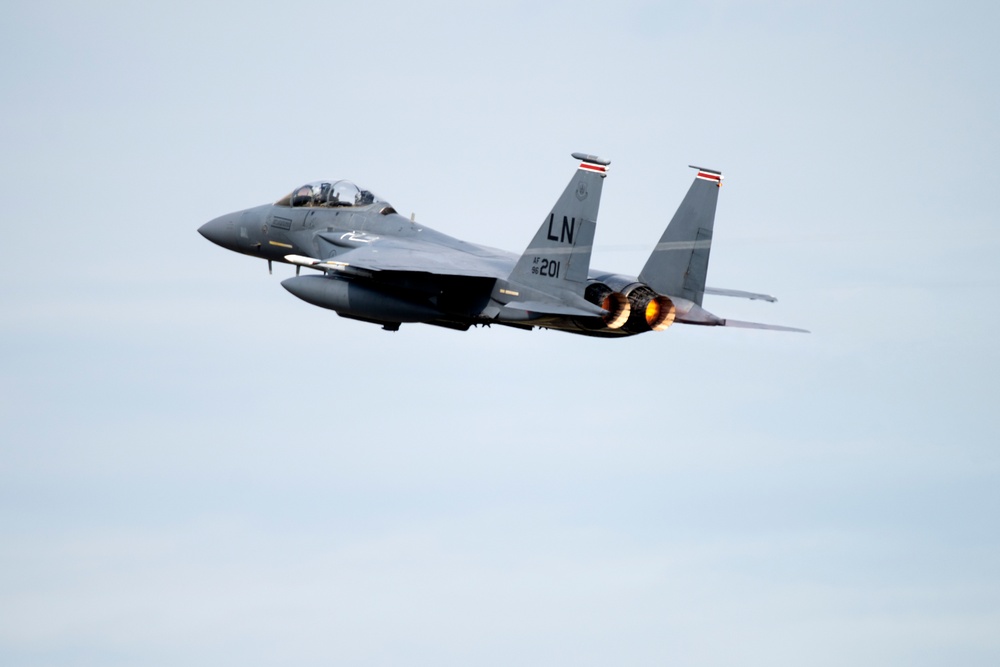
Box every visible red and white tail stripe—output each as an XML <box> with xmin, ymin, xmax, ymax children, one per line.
<box><xmin>578</xmin><ymin>161</ymin><xmax>608</xmax><ymax>174</ymax></box>
<box><xmin>690</xmin><ymin>165</ymin><xmax>723</xmax><ymax>186</ymax></box>
<box><xmin>572</xmin><ymin>152</ymin><xmax>610</xmax><ymax>177</ymax></box>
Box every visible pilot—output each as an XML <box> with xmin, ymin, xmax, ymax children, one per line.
<box><xmin>291</xmin><ymin>185</ymin><xmax>312</xmax><ymax>207</ymax></box>
<box><xmin>331</xmin><ymin>182</ymin><xmax>354</xmax><ymax>207</ymax></box>
<box><xmin>314</xmin><ymin>182</ymin><xmax>331</xmax><ymax>206</ymax></box>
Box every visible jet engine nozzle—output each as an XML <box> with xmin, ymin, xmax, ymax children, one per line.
<box><xmin>582</xmin><ymin>283</ymin><xmax>631</xmax><ymax>330</ymax></box>
<box><xmin>600</xmin><ymin>292</ymin><xmax>631</xmax><ymax>329</ymax></box>
<box><xmin>642</xmin><ymin>295</ymin><xmax>676</xmax><ymax>331</ymax></box>
<box><xmin>623</xmin><ymin>284</ymin><xmax>676</xmax><ymax>333</ymax></box>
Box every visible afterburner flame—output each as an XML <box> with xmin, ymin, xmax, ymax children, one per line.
<box><xmin>645</xmin><ymin>300</ymin><xmax>660</xmax><ymax>325</ymax></box>
<box><xmin>601</xmin><ymin>293</ymin><xmax>630</xmax><ymax>329</ymax></box>
<box><xmin>646</xmin><ymin>296</ymin><xmax>676</xmax><ymax>331</ymax></box>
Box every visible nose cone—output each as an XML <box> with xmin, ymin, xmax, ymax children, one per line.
<box><xmin>198</xmin><ymin>213</ymin><xmax>236</xmax><ymax>249</ymax></box>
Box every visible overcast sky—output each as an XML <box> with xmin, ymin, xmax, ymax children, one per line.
<box><xmin>2</xmin><ymin>1</ymin><xmax>998</xmax><ymax>665</ymax></box>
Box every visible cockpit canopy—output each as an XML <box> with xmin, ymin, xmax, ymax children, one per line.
<box><xmin>275</xmin><ymin>180</ymin><xmax>389</xmax><ymax>209</ymax></box>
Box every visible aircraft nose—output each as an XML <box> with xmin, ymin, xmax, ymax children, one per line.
<box><xmin>198</xmin><ymin>213</ymin><xmax>236</xmax><ymax>249</ymax></box>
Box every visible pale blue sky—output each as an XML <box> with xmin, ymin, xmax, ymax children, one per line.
<box><xmin>1</xmin><ymin>1</ymin><xmax>998</xmax><ymax>665</ymax></box>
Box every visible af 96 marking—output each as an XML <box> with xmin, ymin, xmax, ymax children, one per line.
<box><xmin>530</xmin><ymin>257</ymin><xmax>561</xmax><ymax>278</ymax></box>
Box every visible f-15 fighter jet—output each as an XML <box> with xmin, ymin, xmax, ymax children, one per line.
<box><xmin>199</xmin><ymin>153</ymin><xmax>806</xmax><ymax>335</ymax></box>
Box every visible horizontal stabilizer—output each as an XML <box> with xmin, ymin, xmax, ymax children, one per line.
<box><xmin>722</xmin><ymin>319</ymin><xmax>810</xmax><ymax>333</ymax></box>
<box><xmin>704</xmin><ymin>287</ymin><xmax>777</xmax><ymax>302</ymax></box>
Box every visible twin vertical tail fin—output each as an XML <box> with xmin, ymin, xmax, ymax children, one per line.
<box><xmin>638</xmin><ymin>166</ymin><xmax>722</xmax><ymax>305</ymax></box>
<box><xmin>508</xmin><ymin>153</ymin><xmax>608</xmax><ymax>294</ymax></box>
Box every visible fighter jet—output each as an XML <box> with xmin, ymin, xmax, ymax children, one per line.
<box><xmin>198</xmin><ymin>153</ymin><xmax>806</xmax><ymax>335</ymax></box>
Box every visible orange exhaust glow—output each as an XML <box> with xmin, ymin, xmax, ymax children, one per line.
<box><xmin>601</xmin><ymin>293</ymin><xmax>630</xmax><ymax>329</ymax></box>
<box><xmin>645</xmin><ymin>296</ymin><xmax>676</xmax><ymax>331</ymax></box>
<box><xmin>645</xmin><ymin>300</ymin><xmax>660</xmax><ymax>325</ymax></box>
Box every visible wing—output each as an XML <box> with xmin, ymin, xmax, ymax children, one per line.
<box><xmin>285</xmin><ymin>236</ymin><xmax>511</xmax><ymax>279</ymax></box>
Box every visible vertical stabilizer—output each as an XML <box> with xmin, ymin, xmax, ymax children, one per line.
<box><xmin>508</xmin><ymin>153</ymin><xmax>608</xmax><ymax>294</ymax></box>
<box><xmin>638</xmin><ymin>166</ymin><xmax>722</xmax><ymax>305</ymax></box>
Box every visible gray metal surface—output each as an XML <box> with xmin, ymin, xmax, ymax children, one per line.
<box><xmin>638</xmin><ymin>166</ymin><xmax>721</xmax><ymax>305</ymax></box>
<box><xmin>199</xmin><ymin>154</ymin><xmax>806</xmax><ymax>335</ymax></box>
